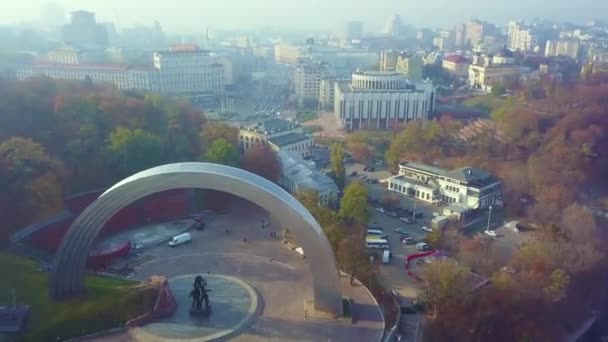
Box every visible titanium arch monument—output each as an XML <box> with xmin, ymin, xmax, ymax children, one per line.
<box><xmin>50</xmin><ymin>162</ymin><xmax>343</xmax><ymax>316</ymax></box>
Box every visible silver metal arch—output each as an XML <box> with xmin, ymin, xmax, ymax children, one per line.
<box><xmin>50</xmin><ymin>162</ymin><xmax>343</xmax><ymax>315</ymax></box>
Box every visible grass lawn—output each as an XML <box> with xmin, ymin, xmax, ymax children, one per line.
<box><xmin>0</xmin><ymin>252</ymin><xmax>153</xmax><ymax>341</ymax></box>
<box><xmin>463</xmin><ymin>94</ymin><xmax>510</xmax><ymax>112</ymax></box>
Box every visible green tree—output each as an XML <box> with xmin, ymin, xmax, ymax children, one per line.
<box><xmin>339</xmin><ymin>182</ymin><xmax>370</xmax><ymax>224</ymax></box>
<box><xmin>108</xmin><ymin>127</ymin><xmax>166</xmax><ymax>178</ymax></box>
<box><xmin>0</xmin><ymin>137</ymin><xmax>65</xmax><ymax>242</ymax></box>
<box><xmin>337</xmin><ymin>234</ymin><xmax>372</xmax><ymax>285</ymax></box>
<box><xmin>203</xmin><ymin>138</ymin><xmax>239</xmax><ymax>167</ymax></box>
<box><xmin>418</xmin><ymin>259</ymin><xmax>470</xmax><ymax>319</ymax></box>
<box><xmin>330</xmin><ymin>142</ymin><xmax>345</xmax><ymax>189</ymax></box>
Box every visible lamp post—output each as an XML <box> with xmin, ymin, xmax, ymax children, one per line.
<box><xmin>486</xmin><ymin>205</ymin><xmax>493</xmax><ymax>232</ymax></box>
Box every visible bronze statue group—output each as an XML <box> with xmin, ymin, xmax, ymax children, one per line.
<box><xmin>189</xmin><ymin>275</ymin><xmax>211</xmax><ymax>315</ymax></box>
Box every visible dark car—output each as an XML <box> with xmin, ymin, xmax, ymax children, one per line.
<box><xmin>349</xmin><ymin>171</ymin><xmax>358</xmax><ymax>177</ymax></box>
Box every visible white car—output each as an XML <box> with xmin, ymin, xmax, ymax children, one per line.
<box><xmin>432</xmin><ymin>212</ymin><xmax>440</xmax><ymax>218</ymax></box>
<box><xmin>421</xmin><ymin>226</ymin><xmax>433</xmax><ymax>232</ymax></box>
<box><xmin>375</xmin><ymin>207</ymin><xmax>385</xmax><ymax>213</ymax></box>
<box><xmin>484</xmin><ymin>230</ymin><xmax>498</xmax><ymax>237</ymax></box>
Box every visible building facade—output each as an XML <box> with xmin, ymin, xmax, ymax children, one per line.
<box><xmin>238</xmin><ymin>118</ymin><xmax>313</xmax><ymax>158</ymax></box>
<box><xmin>442</xmin><ymin>55</ymin><xmax>470</xmax><ymax>77</ymax></box>
<box><xmin>61</xmin><ymin>11</ymin><xmax>108</xmax><ymax>49</ymax></box>
<box><xmin>380</xmin><ymin>50</ymin><xmax>400</xmax><ymax>72</ymax></box>
<box><xmin>545</xmin><ymin>39</ymin><xmax>580</xmax><ymax>59</ymax></box>
<box><xmin>153</xmin><ymin>50</ymin><xmax>224</xmax><ymax>96</ymax></box>
<box><xmin>294</xmin><ymin>57</ymin><xmax>329</xmax><ymax>107</ymax></box>
<box><xmin>334</xmin><ymin>71</ymin><xmax>436</xmax><ymax>131</ymax></box>
<box><xmin>274</xmin><ymin>44</ymin><xmax>303</xmax><ymax>65</ymax></box>
<box><xmin>468</xmin><ymin>49</ymin><xmax>528</xmax><ymax>92</ymax></box>
<box><xmin>395</xmin><ymin>53</ymin><xmax>423</xmax><ymax>81</ymax></box>
<box><xmin>388</xmin><ymin>161</ymin><xmax>501</xmax><ymax>210</ymax></box>
<box><xmin>277</xmin><ymin>151</ymin><xmax>338</xmax><ymax>207</ymax></box>
<box><xmin>14</xmin><ymin>63</ymin><xmax>158</xmax><ymax>91</ymax></box>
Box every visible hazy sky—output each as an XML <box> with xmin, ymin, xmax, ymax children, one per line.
<box><xmin>3</xmin><ymin>0</ymin><xmax>606</xmax><ymax>32</ymax></box>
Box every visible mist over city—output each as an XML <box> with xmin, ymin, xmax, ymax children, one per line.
<box><xmin>1</xmin><ymin>1</ymin><xmax>608</xmax><ymax>342</ymax></box>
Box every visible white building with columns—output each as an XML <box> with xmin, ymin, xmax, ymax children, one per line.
<box><xmin>388</xmin><ymin>161</ymin><xmax>502</xmax><ymax>210</ymax></box>
<box><xmin>334</xmin><ymin>71</ymin><xmax>436</xmax><ymax>131</ymax></box>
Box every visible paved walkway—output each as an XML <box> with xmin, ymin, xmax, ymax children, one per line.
<box><xmin>89</xmin><ymin>200</ymin><xmax>384</xmax><ymax>341</ymax></box>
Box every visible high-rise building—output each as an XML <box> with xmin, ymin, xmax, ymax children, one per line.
<box><xmin>334</xmin><ymin>71</ymin><xmax>435</xmax><ymax>131</ymax></box>
<box><xmin>384</xmin><ymin>14</ymin><xmax>403</xmax><ymax>37</ymax></box>
<box><xmin>465</xmin><ymin>20</ymin><xmax>486</xmax><ymax>47</ymax></box>
<box><xmin>379</xmin><ymin>50</ymin><xmax>400</xmax><ymax>71</ymax></box>
<box><xmin>153</xmin><ymin>49</ymin><xmax>224</xmax><ymax>96</ymax></box>
<box><xmin>345</xmin><ymin>21</ymin><xmax>363</xmax><ymax>41</ymax></box>
<box><xmin>61</xmin><ymin>11</ymin><xmax>109</xmax><ymax>48</ymax></box>
<box><xmin>507</xmin><ymin>21</ymin><xmax>539</xmax><ymax>52</ymax></box>
<box><xmin>396</xmin><ymin>53</ymin><xmax>423</xmax><ymax>81</ymax></box>
<box><xmin>274</xmin><ymin>44</ymin><xmax>303</xmax><ymax>65</ymax></box>
<box><xmin>454</xmin><ymin>24</ymin><xmax>466</xmax><ymax>49</ymax></box>
<box><xmin>294</xmin><ymin>57</ymin><xmax>329</xmax><ymax>107</ymax></box>
<box><xmin>545</xmin><ymin>40</ymin><xmax>580</xmax><ymax>59</ymax></box>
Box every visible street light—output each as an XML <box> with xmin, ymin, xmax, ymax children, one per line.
<box><xmin>486</xmin><ymin>205</ymin><xmax>493</xmax><ymax>232</ymax></box>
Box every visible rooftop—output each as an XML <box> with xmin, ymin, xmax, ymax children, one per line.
<box><xmin>268</xmin><ymin>133</ymin><xmax>311</xmax><ymax>147</ymax></box>
<box><xmin>400</xmin><ymin>161</ymin><xmax>447</xmax><ymax>176</ymax></box>
<box><xmin>278</xmin><ymin>151</ymin><xmax>337</xmax><ymax>195</ymax></box>
<box><xmin>244</xmin><ymin>118</ymin><xmax>301</xmax><ymax>135</ymax></box>
<box><xmin>443</xmin><ymin>54</ymin><xmax>469</xmax><ymax>64</ymax></box>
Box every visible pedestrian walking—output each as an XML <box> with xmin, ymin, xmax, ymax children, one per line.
<box><xmin>225</xmin><ymin>228</ymin><xmax>229</xmax><ymax>235</ymax></box>
<box><xmin>243</xmin><ymin>237</ymin><xmax>247</xmax><ymax>244</ymax></box>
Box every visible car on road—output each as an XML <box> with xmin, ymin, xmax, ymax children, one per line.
<box><xmin>375</xmin><ymin>207</ymin><xmax>385</xmax><ymax>213</ymax></box>
<box><xmin>394</xmin><ymin>228</ymin><xmax>409</xmax><ymax>236</ymax></box>
<box><xmin>399</xmin><ymin>217</ymin><xmax>413</xmax><ymax>223</ymax></box>
<box><xmin>421</xmin><ymin>226</ymin><xmax>433</xmax><ymax>232</ymax></box>
<box><xmin>484</xmin><ymin>230</ymin><xmax>498</xmax><ymax>237</ymax></box>
<box><xmin>349</xmin><ymin>171</ymin><xmax>358</xmax><ymax>177</ymax></box>
<box><xmin>401</xmin><ymin>237</ymin><xmax>416</xmax><ymax>244</ymax></box>
<box><xmin>432</xmin><ymin>212</ymin><xmax>440</xmax><ymax>218</ymax></box>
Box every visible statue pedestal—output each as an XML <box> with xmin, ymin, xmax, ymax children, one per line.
<box><xmin>189</xmin><ymin>307</ymin><xmax>211</xmax><ymax>317</ymax></box>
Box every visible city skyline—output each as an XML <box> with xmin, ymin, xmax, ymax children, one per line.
<box><xmin>4</xmin><ymin>0</ymin><xmax>608</xmax><ymax>33</ymax></box>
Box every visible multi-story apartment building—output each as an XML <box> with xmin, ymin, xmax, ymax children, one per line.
<box><xmin>545</xmin><ymin>39</ymin><xmax>580</xmax><ymax>59</ymax></box>
<box><xmin>465</xmin><ymin>20</ymin><xmax>486</xmax><ymax>47</ymax></box>
<box><xmin>334</xmin><ymin>71</ymin><xmax>436</xmax><ymax>131</ymax></box>
<box><xmin>238</xmin><ymin>118</ymin><xmax>314</xmax><ymax>159</ymax></box>
<box><xmin>153</xmin><ymin>49</ymin><xmax>224</xmax><ymax>96</ymax></box>
<box><xmin>508</xmin><ymin>21</ymin><xmax>538</xmax><ymax>52</ymax></box>
<box><xmin>277</xmin><ymin>151</ymin><xmax>338</xmax><ymax>207</ymax></box>
<box><xmin>388</xmin><ymin>161</ymin><xmax>502</xmax><ymax>210</ymax></box>
<box><xmin>294</xmin><ymin>57</ymin><xmax>329</xmax><ymax>107</ymax></box>
<box><xmin>379</xmin><ymin>50</ymin><xmax>400</xmax><ymax>72</ymax></box>
<box><xmin>468</xmin><ymin>49</ymin><xmax>528</xmax><ymax>92</ymax></box>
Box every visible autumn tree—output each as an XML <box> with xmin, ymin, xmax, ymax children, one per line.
<box><xmin>0</xmin><ymin>137</ymin><xmax>65</xmax><ymax>243</ymax></box>
<box><xmin>203</xmin><ymin>138</ymin><xmax>239</xmax><ymax>167</ymax></box>
<box><xmin>418</xmin><ymin>259</ymin><xmax>470</xmax><ymax>319</ymax></box>
<box><xmin>107</xmin><ymin>127</ymin><xmax>166</xmax><ymax>179</ymax></box>
<box><xmin>330</xmin><ymin>142</ymin><xmax>346</xmax><ymax>189</ymax></box>
<box><xmin>339</xmin><ymin>182</ymin><xmax>370</xmax><ymax>224</ymax></box>
<box><xmin>338</xmin><ymin>234</ymin><xmax>372</xmax><ymax>285</ymax></box>
<box><xmin>201</xmin><ymin>122</ymin><xmax>239</xmax><ymax>148</ymax></box>
<box><xmin>241</xmin><ymin>144</ymin><xmax>281</xmax><ymax>182</ymax></box>
<box><xmin>347</xmin><ymin>142</ymin><xmax>373</xmax><ymax>163</ymax></box>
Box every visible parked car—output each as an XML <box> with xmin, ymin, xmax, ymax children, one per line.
<box><xmin>484</xmin><ymin>230</ymin><xmax>498</xmax><ymax>237</ymax></box>
<box><xmin>394</xmin><ymin>228</ymin><xmax>409</xmax><ymax>236</ymax></box>
<box><xmin>421</xmin><ymin>226</ymin><xmax>433</xmax><ymax>232</ymax></box>
<box><xmin>375</xmin><ymin>207</ymin><xmax>385</xmax><ymax>213</ymax></box>
<box><xmin>369</xmin><ymin>178</ymin><xmax>379</xmax><ymax>184</ymax></box>
<box><xmin>432</xmin><ymin>212</ymin><xmax>440</xmax><ymax>218</ymax></box>
<box><xmin>349</xmin><ymin>171</ymin><xmax>358</xmax><ymax>177</ymax></box>
<box><xmin>401</xmin><ymin>237</ymin><xmax>416</xmax><ymax>244</ymax></box>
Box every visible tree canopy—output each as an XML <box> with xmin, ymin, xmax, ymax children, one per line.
<box><xmin>339</xmin><ymin>182</ymin><xmax>370</xmax><ymax>224</ymax></box>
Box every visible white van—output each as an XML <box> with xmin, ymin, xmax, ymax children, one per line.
<box><xmin>169</xmin><ymin>232</ymin><xmax>192</xmax><ymax>247</ymax></box>
<box><xmin>366</xmin><ymin>237</ymin><xmax>389</xmax><ymax>249</ymax></box>
<box><xmin>367</xmin><ymin>229</ymin><xmax>387</xmax><ymax>239</ymax></box>
<box><xmin>382</xmin><ymin>250</ymin><xmax>391</xmax><ymax>264</ymax></box>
